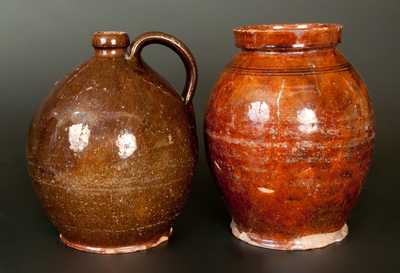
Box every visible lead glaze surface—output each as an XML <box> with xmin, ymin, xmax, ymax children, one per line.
<box><xmin>27</xmin><ymin>31</ymin><xmax>198</xmax><ymax>253</ymax></box>
<box><xmin>205</xmin><ymin>24</ymin><xmax>374</xmax><ymax>250</ymax></box>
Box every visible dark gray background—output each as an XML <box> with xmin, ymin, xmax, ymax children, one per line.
<box><xmin>1</xmin><ymin>0</ymin><xmax>399</xmax><ymax>272</ymax></box>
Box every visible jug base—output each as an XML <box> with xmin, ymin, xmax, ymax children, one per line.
<box><xmin>59</xmin><ymin>228</ymin><xmax>172</xmax><ymax>254</ymax></box>
<box><xmin>231</xmin><ymin>220</ymin><xmax>348</xmax><ymax>250</ymax></box>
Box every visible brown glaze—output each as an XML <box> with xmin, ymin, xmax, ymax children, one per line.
<box><xmin>27</xmin><ymin>31</ymin><xmax>198</xmax><ymax>254</ymax></box>
<box><xmin>205</xmin><ymin>24</ymin><xmax>374</xmax><ymax>250</ymax></box>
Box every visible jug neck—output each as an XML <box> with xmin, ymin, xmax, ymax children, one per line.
<box><xmin>233</xmin><ymin>23</ymin><xmax>342</xmax><ymax>52</ymax></box>
<box><xmin>92</xmin><ymin>31</ymin><xmax>130</xmax><ymax>57</ymax></box>
<box><xmin>94</xmin><ymin>48</ymin><xmax>127</xmax><ymax>57</ymax></box>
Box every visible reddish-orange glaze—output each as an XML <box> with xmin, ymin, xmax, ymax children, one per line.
<box><xmin>205</xmin><ymin>24</ymin><xmax>374</xmax><ymax>250</ymax></box>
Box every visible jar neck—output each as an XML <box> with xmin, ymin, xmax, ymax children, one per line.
<box><xmin>241</xmin><ymin>46</ymin><xmax>337</xmax><ymax>54</ymax></box>
<box><xmin>230</xmin><ymin>46</ymin><xmax>347</xmax><ymax>72</ymax></box>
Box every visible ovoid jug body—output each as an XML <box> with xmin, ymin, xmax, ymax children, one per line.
<box><xmin>205</xmin><ymin>24</ymin><xmax>374</xmax><ymax>250</ymax></box>
<box><xmin>27</xmin><ymin>31</ymin><xmax>198</xmax><ymax>254</ymax></box>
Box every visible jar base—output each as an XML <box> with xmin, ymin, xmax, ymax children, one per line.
<box><xmin>231</xmin><ymin>221</ymin><xmax>348</xmax><ymax>250</ymax></box>
<box><xmin>59</xmin><ymin>228</ymin><xmax>172</xmax><ymax>254</ymax></box>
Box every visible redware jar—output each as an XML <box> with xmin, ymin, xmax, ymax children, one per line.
<box><xmin>205</xmin><ymin>24</ymin><xmax>374</xmax><ymax>250</ymax></box>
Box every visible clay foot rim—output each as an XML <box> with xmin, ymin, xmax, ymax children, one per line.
<box><xmin>231</xmin><ymin>220</ymin><xmax>348</xmax><ymax>251</ymax></box>
<box><xmin>59</xmin><ymin>228</ymin><xmax>172</xmax><ymax>254</ymax></box>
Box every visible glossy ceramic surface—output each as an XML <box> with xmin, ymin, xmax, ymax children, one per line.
<box><xmin>205</xmin><ymin>24</ymin><xmax>374</xmax><ymax>250</ymax></box>
<box><xmin>27</xmin><ymin>31</ymin><xmax>198</xmax><ymax>254</ymax></box>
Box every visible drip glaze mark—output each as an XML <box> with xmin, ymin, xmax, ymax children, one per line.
<box><xmin>276</xmin><ymin>80</ymin><xmax>285</xmax><ymax>120</ymax></box>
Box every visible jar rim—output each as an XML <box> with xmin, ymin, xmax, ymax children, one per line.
<box><xmin>233</xmin><ymin>23</ymin><xmax>343</xmax><ymax>50</ymax></box>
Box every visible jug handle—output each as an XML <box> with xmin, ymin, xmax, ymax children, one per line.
<box><xmin>127</xmin><ymin>32</ymin><xmax>198</xmax><ymax>105</ymax></box>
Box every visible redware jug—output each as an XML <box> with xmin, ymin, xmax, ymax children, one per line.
<box><xmin>205</xmin><ymin>24</ymin><xmax>374</xmax><ymax>250</ymax></box>
<box><xmin>27</xmin><ymin>31</ymin><xmax>198</xmax><ymax>254</ymax></box>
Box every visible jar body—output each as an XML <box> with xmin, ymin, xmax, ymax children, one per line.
<box><xmin>205</xmin><ymin>46</ymin><xmax>374</xmax><ymax>250</ymax></box>
<box><xmin>27</xmin><ymin>49</ymin><xmax>196</xmax><ymax>253</ymax></box>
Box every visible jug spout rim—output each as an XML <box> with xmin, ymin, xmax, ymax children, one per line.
<box><xmin>92</xmin><ymin>31</ymin><xmax>130</xmax><ymax>49</ymax></box>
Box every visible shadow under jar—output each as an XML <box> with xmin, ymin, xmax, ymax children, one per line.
<box><xmin>205</xmin><ymin>23</ymin><xmax>375</xmax><ymax>250</ymax></box>
<box><xmin>27</xmin><ymin>31</ymin><xmax>198</xmax><ymax>254</ymax></box>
